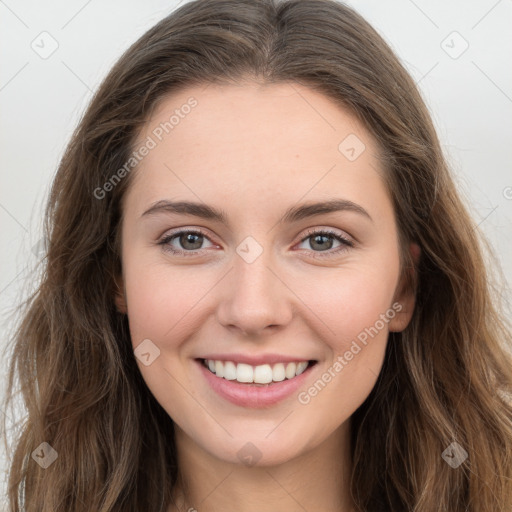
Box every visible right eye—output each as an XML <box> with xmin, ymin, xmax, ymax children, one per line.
<box><xmin>158</xmin><ymin>229</ymin><xmax>217</xmax><ymax>256</ymax></box>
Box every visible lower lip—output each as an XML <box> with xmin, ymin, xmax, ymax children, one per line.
<box><xmin>196</xmin><ymin>360</ymin><xmax>316</xmax><ymax>408</ymax></box>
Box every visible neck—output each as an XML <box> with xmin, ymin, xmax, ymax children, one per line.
<box><xmin>169</xmin><ymin>420</ymin><xmax>355</xmax><ymax>512</ymax></box>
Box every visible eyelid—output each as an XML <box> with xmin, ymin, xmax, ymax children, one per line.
<box><xmin>298</xmin><ymin>226</ymin><xmax>354</xmax><ymax>246</ymax></box>
<box><xmin>157</xmin><ymin>227</ymin><xmax>219</xmax><ymax>256</ymax></box>
<box><xmin>293</xmin><ymin>227</ymin><xmax>354</xmax><ymax>259</ymax></box>
<box><xmin>157</xmin><ymin>226</ymin><xmax>355</xmax><ymax>257</ymax></box>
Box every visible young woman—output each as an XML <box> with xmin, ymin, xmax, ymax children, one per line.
<box><xmin>2</xmin><ymin>0</ymin><xmax>512</xmax><ymax>510</ymax></box>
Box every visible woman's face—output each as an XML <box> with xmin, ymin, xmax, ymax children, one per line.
<box><xmin>116</xmin><ymin>81</ymin><xmax>415</xmax><ymax>466</ymax></box>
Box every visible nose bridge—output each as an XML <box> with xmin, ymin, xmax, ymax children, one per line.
<box><xmin>216</xmin><ymin>239</ymin><xmax>293</xmax><ymax>334</ymax></box>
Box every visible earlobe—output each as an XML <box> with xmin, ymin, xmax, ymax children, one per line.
<box><xmin>388</xmin><ymin>242</ymin><xmax>421</xmax><ymax>332</ymax></box>
<box><xmin>114</xmin><ymin>275</ymin><xmax>128</xmax><ymax>314</ymax></box>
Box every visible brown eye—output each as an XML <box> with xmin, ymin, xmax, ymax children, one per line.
<box><xmin>159</xmin><ymin>229</ymin><xmax>215</xmax><ymax>256</ymax></box>
<box><xmin>307</xmin><ymin>233</ymin><xmax>336</xmax><ymax>251</ymax></box>
<box><xmin>296</xmin><ymin>229</ymin><xmax>354</xmax><ymax>257</ymax></box>
<box><xmin>176</xmin><ymin>232</ymin><xmax>204</xmax><ymax>250</ymax></box>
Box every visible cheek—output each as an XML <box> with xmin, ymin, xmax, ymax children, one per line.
<box><xmin>293</xmin><ymin>269</ymin><xmax>396</xmax><ymax>429</ymax></box>
<box><xmin>292</xmin><ymin>260</ymin><xmax>400</xmax><ymax>347</ymax></box>
<box><xmin>123</xmin><ymin>258</ymin><xmax>214</xmax><ymax>346</ymax></box>
<box><xmin>124</xmin><ymin>248</ymin><xmax>400</xmax><ymax>351</ymax></box>
<box><xmin>122</xmin><ymin>261</ymin><xmax>211</xmax><ymax>418</ymax></box>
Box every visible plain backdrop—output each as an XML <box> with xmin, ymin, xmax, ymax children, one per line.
<box><xmin>1</xmin><ymin>0</ymin><xmax>511</xmax><ymax>505</ymax></box>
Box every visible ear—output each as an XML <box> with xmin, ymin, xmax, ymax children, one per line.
<box><xmin>114</xmin><ymin>273</ymin><xmax>128</xmax><ymax>314</ymax></box>
<box><xmin>388</xmin><ymin>242</ymin><xmax>420</xmax><ymax>332</ymax></box>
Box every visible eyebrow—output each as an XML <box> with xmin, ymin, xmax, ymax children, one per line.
<box><xmin>141</xmin><ymin>198</ymin><xmax>372</xmax><ymax>224</ymax></box>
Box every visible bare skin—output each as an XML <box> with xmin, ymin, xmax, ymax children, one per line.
<box><xmin>115</xmin><ymin>80</ymin><xmax>417</xmax><ymax>512</ymax></box>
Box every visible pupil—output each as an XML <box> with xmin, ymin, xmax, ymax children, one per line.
<box><xmin>312</xmin><ymin>234</ymin><xmax>332</xmax><ymax>251</ymax></box>
<box><xmin>178</xmin><ymin>233</ymin><xmax>333</xmax><ymax>251</ymax></box>
<box><xmin>181</xmin><ymin>233</ymin><xmax>202</xmax><ymax>249</ymax></box>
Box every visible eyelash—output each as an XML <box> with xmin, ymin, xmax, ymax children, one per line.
<box><xmin>157</xmin><ymin>228</ymin><xmax>354</xmax><ymax>259</ymax></box>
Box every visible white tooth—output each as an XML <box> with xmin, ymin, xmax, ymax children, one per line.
<box><xmin>295</xmin><ymin>361</ymin><xmax>308</xmax><ymax>376</ymax></box>
<box><xmin>253</xmin><ymin>364</ymin><xmax>273</xmax><ymax>384</ymax></box>
<box><xmin>272</xmin><ymin>363</ymin><xmax>286</xmax><ymax>382</ymax></box>
<box><xmin>236</xmin><ymin>363</ymin><xmax>254</xmax><ymax>383</ymax></box>
<box><xmin>285</xmin><ymin>362</ymin><xmax>297</xmax><ymax>379</ymax></box>
<box><xmin>208</xmin><ymin>359</ymin><xmax>216</xmax><ymax>372</ymax></box>
<box><xmin>223</xmin><ymin>361</ymin><xmax>237</xmax><ymax>380</ymax></box>
<box><xmin>215</xmin><ymin>360</ymin><xmax>224</xmax><ymax>378</ymax></box>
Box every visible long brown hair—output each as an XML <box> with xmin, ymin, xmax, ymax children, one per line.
<box><xmin>2</xmin><ymin>0</ymin><xmax>512</xmax><ymax>510</ymax></box>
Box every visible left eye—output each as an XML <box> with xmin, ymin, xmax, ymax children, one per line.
<box><xmin>296</xmin><ymin>231</ymin><xmax>351</xmax><ymax>252</ymax></box>
<box><xmin>159</xmin><ymin>230</ymin><xmax>214</xmax><ymax>254</ymax></box>
<box><xmin>158</xmin><ymin>228</ymin><xmax>353</xmax><ymax>256</ymax></box>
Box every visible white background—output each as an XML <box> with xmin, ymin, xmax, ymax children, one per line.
<box><xmin>1</xmin><ymin>0</ymin><xmax>511</xmax><ymax>504</ymax></box>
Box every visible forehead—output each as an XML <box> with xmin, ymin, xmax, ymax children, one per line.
<box><xmin>139</xmin><ymin>80</ymin><xmax>373</xmax><ymax>158</ymax></box>
<box><xmin>127</xmin><ymin>81</ymin><xmax>391</xmax><ymax>224</ymax></box>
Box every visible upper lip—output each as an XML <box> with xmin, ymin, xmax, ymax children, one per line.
<box><xmin>197</xmin><ymin>353</ymin><xmax>316</xmax><ymax>366</ymax></box>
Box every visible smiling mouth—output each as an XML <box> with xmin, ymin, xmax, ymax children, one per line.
<box><xmin>198</xmin><ymin>358</ymin><xmax>318</xmax><ymax>385</ymax></box>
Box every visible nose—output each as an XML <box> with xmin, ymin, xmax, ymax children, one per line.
<box><xmin>216</xmin><ymin>248</ymin><xmax>294</xmax><ymax>337</ymax></box>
